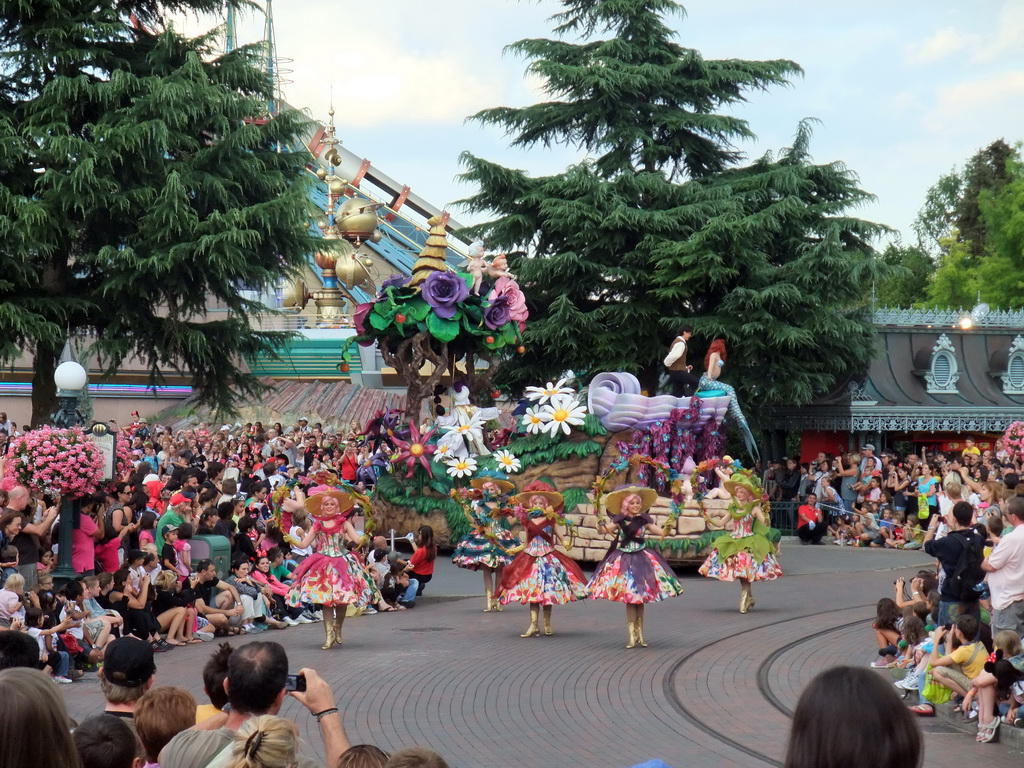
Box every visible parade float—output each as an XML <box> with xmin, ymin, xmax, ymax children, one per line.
<box><xmin>347</xmin><ymin>226</ymin><xmax>778</xmax><ymax>565</ymax></box>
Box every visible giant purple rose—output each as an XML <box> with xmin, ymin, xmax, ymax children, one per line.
<box><xmin>353</xmin><ymin>302</ymin><xmax>373</xmax><ymax>334</ymax></box>
<box><xmin>379</xmin><ymin>274</ymin><xmax>410</xmax><ymax>296</ymax></box>
<box><xmin>489</xmin><ymin>277</ymin><xmax>528</xmax><ymax>330</ymax></box>
<box><xmin>483</xmin><ymin>294</ymin><xmax>511</xmax><ymax>330</ymax></box>
<box><xmin>421</xmin><ymin>271</ymin><xmax>469</xmax><ymax>319</ymax></box>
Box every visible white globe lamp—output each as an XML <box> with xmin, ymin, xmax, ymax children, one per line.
<box><xmin>54</xmin><ymin>361</ymin><xmax>87</xmax><ymax>392</ymax></box>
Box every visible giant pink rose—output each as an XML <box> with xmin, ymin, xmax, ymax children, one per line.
<box><xmin>490</xmin><ymin>277</ymin><xmax>528</xmax><ymax>330</ymax></box>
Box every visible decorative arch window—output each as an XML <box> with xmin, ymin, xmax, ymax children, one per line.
<box><xmin>925</xmin><ymin>334</ymin><xmax>959</xmax><ymax>394</ymax></box>
<box><xmin>1002</xmin><ymin>335</ymin><xmax>1024</xmax><ymax>394</ymax></box>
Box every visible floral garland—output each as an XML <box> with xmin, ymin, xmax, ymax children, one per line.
<box><xmin>591</xmin><ymin>452</ymin><xmax>685</xmax><ymax>538</ymax></box>
<box><xmin>449</xmin><ymin>487</ymin><xmax>515</xmax><ymax>551</ymax></box>
<box><xmin>1004</xmin><ymin>421</ymin><xmax>1024</xmax><ymax>463</ymax></box>
<box><xmin>270</xmin><ymin>473</ymin><xmax>377</xmax><ymax>542</ymax></box>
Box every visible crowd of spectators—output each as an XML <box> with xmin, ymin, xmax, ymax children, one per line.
<box><xmin>762</xmin><ymin>439</ymin><xmax>1023</xmax><ymax>550</ymax></box>
<box><xmin>854</xmin><ymin>440</ymin><xmax>1024</xmax><ymax>744</ymax></box>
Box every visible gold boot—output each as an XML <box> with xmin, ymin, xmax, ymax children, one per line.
<box><xmin>740</xmin><ymin>586</ymin><xmax>755</xmax><ymax>614</ymax></box>
<box><xmin>321</xmin><ymin>621</ymin><xmax>336</xmax><ymax>650</ymax></box>
<box><xmin>636</xmin><ymin>615</ymin><xmax>648</xmax><ymax>647</ymax></box>
<box><xmin>493</xmin><ymin>595</ymin><xmax>503</xmax><ymax>612</ymax></box>
<box><xmin>333</xmin><ymin>611</ymin><xmax>345</xmax><ymax>647</ymax></box>
<box><xmin>626</xmin><ymin>618</ymin><xmax>638</xmax><ymax>649</ymax></box>
<box><xmin>542</xmin><ymin>605</ymin><xmax>553</xmax><ymax>636</ymax></box>
<box><xmin>483</xmin><ymin>587</ymin><xmax>493</xmax><ymax>612</ymax></box>
<box><xmin>521</xmin><ymin>605</ymin><xmax>540</xmax><ymax>637</ymax></box>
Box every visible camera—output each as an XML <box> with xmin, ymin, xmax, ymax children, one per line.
<box><xmin>285</xmin><ymin>673</ymin><xmax>306</xmax><ymax>693</ymax></box>
<box><xmin>943</xmin><ymin>623</ymin><xmax>953</xmax><ymax>632</ymax></box>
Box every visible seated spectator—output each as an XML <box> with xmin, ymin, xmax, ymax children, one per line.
<box><xmin>226</xmin><ymin>555</ymin><xmax>287</xmax><ymax>631</ymax></box>
<box><xmin>251</xmin><ymin>554</ymin><xmax>307</xmax><ymax>626</ymax></box>
<box><xmin>784</xmin><ymin>666</ymin><xmax>921</xmax><ymax>768</ymax></box>
<box><xmin>99</xmin><ymin>636</ymin><xmax>157</xmax><ymax>721</ymax></box>
<box><xmin>385</xmin><ymin>748</ymin><xmax>451</xmax><ymax>768</ymax></box>
<box><xmin>796</xmin><ymin>493</ymin><xmax>824</xmax><ymax>545</ymax></box>
<box><xmin>152</xmin><ymin>568</ymin><xmax>199</xmax><ymax>645</ymax></box>
<box><xmin>196</xmin><ymin>642</ymin><xmax>233</xmax><ymax>724</ymax></box>
<box><xmin>191</xmin><ymin>559</ymin><xmax>245</xmax><ymax>636</ymax></box>
<box><xmin>109</xmin><ymin>567</ymin><xmax>172</xmax><ymax>651</ymax></box>
<box><xmin>135</xmin><ymin>686</ymin><xmax>198</xmax><ymax>767</ymax></box>
<box><xmin>60</xmin><ymin>579</ymin><xmax>108</xmax><ymax>663</ymax></box>
<box><xmin>160</xmin><ymin>642</ymin><xmax>350</xmax><ymax>768</ymax></box>
<box><xmin>73</xmin><ymin>714</ymin><xmax>140</xmax><ymax>768</ymax></box>
<box><xmin>0</xmin><ymin>572</ymin><xmax>27</xmax><ymax>628</ymax></box>
<box><xmin>870</xmin><ymin>598</ymin><xmax>901</xmax><ymax>667</ymax></box>
<box><xmin>893</xmin><ymin>572</ymin><xmax>937</xmax><ymax>612</ymax></box>
<box><xmin>24</xmin><ymin>606</ymin><xmax>77</xmax><ymax>683</ymax></box>
<box><xmin>0</xmin><ymin>667</ymin><xmax>81</xmax><ymax>768</ymax></box>
<box><xmin>339</xmin><ymin>744</ymin><xmax>390</xmax><ymax>768</ymax></box>
<box><xmin>913</xmin><ymin>615</ymin><xmax>986</xmax><ymax>715</ymax></box>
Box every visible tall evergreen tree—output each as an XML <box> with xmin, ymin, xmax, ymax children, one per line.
<box><xmin>460</xmin><ymin>0</ymin><xmax>884</xmax><ymax>406</ymax></box>
<box><xmin>0</xmin><ymin>0</ymin><xmax>320</xmax><ymax>423</ymax></box>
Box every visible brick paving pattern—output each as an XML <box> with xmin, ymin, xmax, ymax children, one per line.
<box><xmin>62</xmin><ymin>545</ymin><xmax>1024</xmax><ymax>767</ymax></box>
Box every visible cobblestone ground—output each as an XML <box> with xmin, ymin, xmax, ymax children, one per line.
<box><xmin>63</xmin><ymin>544</ymin><xmax>1024</xmax><ymax>768</ymax></box>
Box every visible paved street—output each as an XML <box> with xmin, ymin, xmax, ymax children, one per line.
<box><xmin>63</xmin><ymin>543</ymin><xmax>1024</xmax><ymax>767</ymax></box>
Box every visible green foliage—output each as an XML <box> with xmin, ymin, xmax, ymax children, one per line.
<box><xmin>502</xmin><ymin>430</ymin><xmax>604</xmax><ymax>470</ymax></box>
<box><xmin>926</xmin><ymin>233</ymin><xmax>981</xmax><ymax>308</ymax></box>
<box><xmin>459</xmin><ymin>1</ymin><xmax>883</xmax><ymax>408</ymax></box>
<box><xmin>873</xmin><ymin>244</ymin><xmax>936</xmax><ymax>308</ymax></box>
<box><xmin>374</xmin><ymin>475</ymin><xmax>461</xmax><ymax>520</ymax></box>
<box><xmin>561</xmin><ymin>486</ymin><xmax>590</xmax><ymax>513</ymax></box>
<box><xmin>648</xmin><ymin>525</ymin><xmax>780</xmax><ymax>556</ymax></box>
<box><xmin>976</xmin><ymin>166</ymin><xmax>1024</xmax><ymax>307</ymax></box>
<box><xmin>0</xmin><ymin>2</ymin><xmax>320</xmax><ymax>423</ymax></box>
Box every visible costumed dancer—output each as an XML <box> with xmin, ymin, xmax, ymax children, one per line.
<box><xmin>588</xmin><ymin>485</ymin><xmax>684</xmax><ymax>648</ymax></box>
<box><xmin>286</xmin><ymin>487</ymin><xmax>380</xmax><ymax>649</ymax></box>
<box><xmin>698</xmin><ymin>470</ymin><xmax>782</xmax><ymax>613</ymax></box>
<box><xmin>664</xmin><ymin>324</ymin><xmax>699</xmax><ymax>397</ymax></box>
<box><xmin>496</xmin><ymin>481</ymin><xmax>589</xmax><ymax>637</ymax></box>
<box><xmin>451</xmin><ymin>472</ymin><xmax>520</xmax><ymax>612</ymax></box>
<box><xmin>698</xmin><ymin>339</ymin><xmax>759</xmax><ymax>464</ymax></box>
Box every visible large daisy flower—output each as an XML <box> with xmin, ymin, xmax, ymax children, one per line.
<box><xmin>522</xmin><ymin>405</ymin><xmax>550</xmax><ymax>435</ymax></box>
<box><xmin>492</xmin><ymin>449</ymin><xmax>521</xmax><ymax>474</ymax></box>
<box><xmin>540</xmin><ymin>394</ymin><xmax>588</xmax><ymax>436</ymax></box>
<box><xmin>524</xmin><ymin>377</ymin><xmax>574</xmax><ymax>404</ymax></box>
<box><xmin>446</xmin><ymin>456</ymin><xmax>478</xmax><ymax>478</ymax></box>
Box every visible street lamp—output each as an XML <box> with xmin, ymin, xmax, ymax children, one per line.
<box><xmin>50</xmin><ymin>359</ymin><xmax>87</xmax><ymax>585</ymax></box>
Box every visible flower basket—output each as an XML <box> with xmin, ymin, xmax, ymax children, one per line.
<box><xmin>1003</xmin><ymin>421</ymin><xmax>1024</xmax><ymax>464</ymax></box>
<box><xmin>4</xmin><ymin>426</ymin><xmax>106</xmax><ymax>499</ymax></box>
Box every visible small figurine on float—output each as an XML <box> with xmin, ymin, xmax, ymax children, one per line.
<box><xmin>588</xmin><ymin>485</ymin><xmax>684</xmax><ymax>648</ymax></box>
<box><xmin>698</xmin><ymin>470</ymin><xmax>782</xmax><ymax>614</ymax></box>
<box><xmin>698</xmin><ymin>338</ymin><xmax>759</xmax><ymax>464</ymax></box>
<box><xmin>466</xmin><ymin>241</ymin><xmax>487</xmax><ymax>296</ymax></box>
<box><xmin>436</xmin><ymin>381</ymin><xmax>499</xmax><ymax>458</ymax></box>
<box><xmin>484</xmin><ymin>253</ymin><xmax>514</xmax><ymax>280</ymax></box>
<box><xmin>286</xmin><ymin>486</ymin><xmax>380</xmax><ymax>649</ymax></box>
<box><xmin>495</xmin><ymin>481</ymin><xmax>589</xmax><ymax>637</ymax></box>
<box><xmin>703</xmin><ymin>456</ymin><xmax>738</xmax><ymax>501</ymax></box>
<box><xmin>450</xmin><ymin>472</ymin><xmax>521</xmax><ymax>612</ymax></box>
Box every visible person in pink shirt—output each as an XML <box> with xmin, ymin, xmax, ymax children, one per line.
<box><xmin>251</xmin><ymin>554</ymin><xmax>308</xmax><ymax>625</ymax></box>
<box><xmin>71</xmin><ymin>493</ymin><xmax>106</xmax><ymax>576</ymax></box>
<box><xmin>983</xmin><ymin>496</ymin><xmax>1024</xmax><ymax>638</ymax></box>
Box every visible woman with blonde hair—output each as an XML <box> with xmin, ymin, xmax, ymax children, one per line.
<box><xmin>0</xmin><ymin>667</ymin><xmax>81</xmax><ymax>768</ymax></box>
<box><xmin>228</xmin><ymin>715</ymin><xmax>298</xmax><ymax>768</ymax></box>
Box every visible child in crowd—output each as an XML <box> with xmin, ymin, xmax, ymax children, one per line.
<box><xmin>138</xmin><ymin>511</ymin><xmax>157</xmax><ymax>549</ymax></box>
<box><xmin>134</xmin><ymin>685</ymin><xmax>198</xmax><ymax>766</ymax></box>
<box><xmin>893</xmin><ymin>615</ymin><xmax>929</xmax><ymax>693</ymax></box>
<box><xmin>927</xmin><ymin>615</ymin><xmax>987</xmax><ymax>707</ymax></box>
<box><xmin>37</xmin><ymin>550</ymin><xmax>55</xmax><ymax>574</ymax></box>
<box><xmin>175</xmin><ymin>522</ymin><xmax>194</xmax><ymax>584</ymax></box>
<box><xmin>961</xmin><ymin>629</ymin><xmax>1023</xmax><ymax>721</ymax></box>
<box><xmin>24</xmin><ymin>606</ymin><xmax>77</xmax><ymax>683</ymax></box>
<box><xmin>0</xmin><ymin>573</ymin><xmax>28</xmax><ymax>628</ymax></box>
<box><xmin>871</xmin><ymin>598</ymin><xmax>902</xmax><ymax>667</ymax></box>
<box><xmin>161</xmin><ymin>526</ymin><xmax>180</xmax><ymax>572</ymax></box>
<box><xmin>829</xmin><ymin>513</ymin><xmax>856</xmax><ymax>545</ymax></box>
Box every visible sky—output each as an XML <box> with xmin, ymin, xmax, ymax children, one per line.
<box><xmin>179</xmin><ymin>0</ymin><xmax>1024</xmax><ymax>244</ymax></box>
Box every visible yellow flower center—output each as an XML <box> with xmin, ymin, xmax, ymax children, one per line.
<box><xmin>552</xmin><ymin>408</ymin><xmax>570</xmax><ymax>422</ymax></box>
<box><xmin>528</xmin><ymin>415</ymin><xmax>542</xmax><ymax>424</ymax></box>
<box><xmin>410</xmin><ymin>444</ymin><xmax>424</xmax><ymax>457</ymax></box>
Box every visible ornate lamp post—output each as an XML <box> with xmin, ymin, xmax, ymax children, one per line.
<box><xmin>50</xmin><ymin>360</ymin><xmax>87</xmax><ymax>585</ymax></box>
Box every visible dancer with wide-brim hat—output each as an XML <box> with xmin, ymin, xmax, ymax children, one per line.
<box><xmin>286</xmin><ymin>486</ymin><xmax>380</xmax><ymax>648</ymax></box>
<box><xmin>496</xmin><ymin>480</ymin><xmax>589</xmax><ymax>638</ymax></box>
<box><xmin>698</xmin><ymin>470</ymin><xmax>782</xmax><ymax>613</ymax></box>
<box><xmin>589</xmin><ymin>485</ymin><xmax>684</xmax><ymax>648</ymax></box>
<box><xmin>451</xmin><ymin>471</ymin><xmax>521</xmax><ymax>612</ymax></box>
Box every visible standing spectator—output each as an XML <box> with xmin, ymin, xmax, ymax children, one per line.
<box><xmin>159</xmin><ymin>642</ymin><xmax>349</xmax><ymax>768</ymax></box>
<box><xmin>6</xmin><ymin>486</ymin><xmax>57</xmax><ymax>589</ymax></box>
<box><xmin>923</xmin><ymin>501</ymin><xmax>984</xmax><ymax>625</ymax></box>
<box><xmin>796</xmin><ymin>494</ymin><xmax>825</xmax><ymax>545</ymax></box>
<box><xmin>779</xmin><ymin>458</ymin><xmax>800</xmax><ymax>501</ymax></box>
<box><xmin>982</xmin><ymin>495</ymin><xmax>1024</xmax><ymax>638</ymax></box>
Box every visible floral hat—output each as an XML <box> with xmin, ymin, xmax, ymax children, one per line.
<box><xmin>512</xmin><ymin>480</ymin><xmax>563</xmax><ymax>509</ymax></box>
<box><xmin>603</xmin><ymin>484</ymin><xmax>658</xmax><ymax>515</ymax></box>
<box><xmin>470</xmin><ymin>469</ymin><xmax>515</xmax><ymax>495</ymax></box>
<box><xmin>304</xmin><ymin>487</ymin><xmax>354</xmax><ymax>518</ymax></box>
<box><xmin>723</xmin><ymin>469</ymin><xmax>764</xmax><ymax>499</ymax></box>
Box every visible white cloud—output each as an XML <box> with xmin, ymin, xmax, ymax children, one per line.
<box><xmin>906</xmin><ymin>27</ymin><xmax>968</xmax><ymax>65</ymax></box>
<box><xmin>905</xmin><ymin>1</ymin><xmax>1024</xmax><ymax>66</ymax></box>
<box><xmin>924</xmin><ymin>70</ymin><xmax>1024</xmax><ymax>135</ymax></box>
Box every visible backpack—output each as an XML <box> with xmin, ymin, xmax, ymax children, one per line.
<box><xmin>946</xmin><ymin>529</ymin><xmax>985</xmax><ymax>601</ymax></box>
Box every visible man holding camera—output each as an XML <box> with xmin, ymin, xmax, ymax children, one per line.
<box><xmin>160</xmin><ymin>641</ymin><xmax>348</xmax><ymax>768</ymax></box>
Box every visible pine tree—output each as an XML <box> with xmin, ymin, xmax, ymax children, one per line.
<box><xmin>459</xmin><ymin>0</ymin><xmax>883</xmax><ymax>406</ymax></box>
<box><xmin>0</xmin><ymin>0</ymin><xmax>321</xmax><ymax>423</ymax></box>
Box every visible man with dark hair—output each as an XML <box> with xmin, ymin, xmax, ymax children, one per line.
<box><xmin>923</xmin><ymin>500</ymin><xmax>984</xmax><ymax>625</ymax></box>
<box><xmin>73</xmin><ymin>715</ymin><xmax>141</xmax><ymax>768</ymax></box>
<box><xmin>195</xmin><ymin>643</ymin><xmax>233</xmax><ymax>724</ymax></box>
<box><xmin>99</xmin><ymin>636</ymin><xmax>156</xmax><ymax>720</ymax></box>
<box><xmin>160</xmin><ymin>642</ymin><xmax>349</xmax><ymax>768</ymax></box>
<box><xmin>191</xmin><ymin>559</ymin><xmax>243</xmax><ymax>636</ymax></box>
<box><xmin>663</xmin><ymin>324</ymin><xmax>699</xmax><ymax>397</ymax></box>
<box><xmin>0</xmin><ymin>626</ymin><xmax>41</xmax><ymax>670</ymax></box>
<box><xmin>982</xmin><ymin>495</ymin><xmax>1024</xmax><ymax>637</ymax></box>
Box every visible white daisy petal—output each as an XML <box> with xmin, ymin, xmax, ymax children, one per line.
<box><xmin>445</xmin><ymin>456</ymin><xmax>478</xmax><ymax>478</ymax></box>
<box><xmin>492</xmin><ymin>449</ymin><xmax>521</xmax><ymax>473</ymax></box>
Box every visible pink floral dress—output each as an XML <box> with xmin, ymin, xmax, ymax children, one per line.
<box><xmin>699</xmin><ymin>503</ymin><xmax>783</xmax><ymax>582</ymax></box>
<box><xmin>285</xmin><ymin>522</ymin><xmax>379</xmax><ymax>608</ymax></box>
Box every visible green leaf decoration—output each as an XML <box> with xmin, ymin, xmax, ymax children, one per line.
<box><xmin>562</xmin><ymin>486</ymin><xmax>590</xmax><ymax>513</ymax></box>
<box><xmin>404</xmin><ymin>299</ymin><xmax>431</xmax><ymax>323</ymax></box>
<box><xmin>426</xmin><ymin>312</ymin><xmax>461</xmax><ymax>342</ymax></box>
<box><xmin>368</xmin><ymin>312</ymin><xmax>391</xmax><ymax>331</ymax></box>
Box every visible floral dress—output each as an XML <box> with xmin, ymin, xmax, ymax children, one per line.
<box><xmin>699</xmin><ymin>502</ymin><xmax>783</xmax><ymax>582</ymax></box>
<box><xmin>451</xmin><ymin>498</ymin><xmax>520</xmax><ymax>571</ymax></box>
<box><xmin>496</xmin><ymin>508</ymin><xmax>590</xmax><ymax>605</ymax></box>
<box><xmin>286</xmin><ymin>522</ymin><xmax>380</xmax><ymax>608</ymax></box>
<box><xmin>588</xmin><ymin>513</ymin><xmax>684</xmax><ymax>603</ymax></box>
